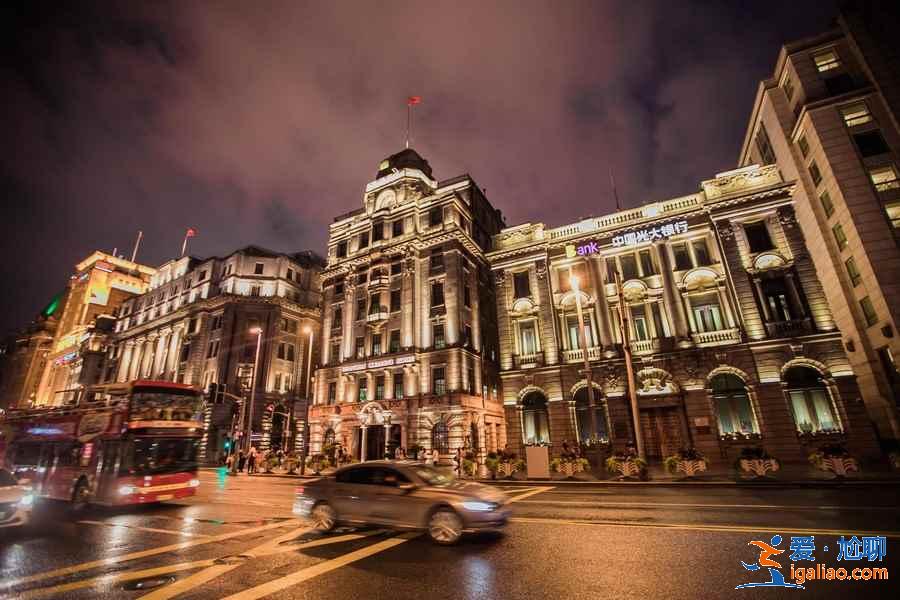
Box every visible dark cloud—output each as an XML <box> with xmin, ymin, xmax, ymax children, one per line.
<box><xmin>0</xmin><ymin>0</ymin><xmax>837</xmax><ymax>333</ymax></box>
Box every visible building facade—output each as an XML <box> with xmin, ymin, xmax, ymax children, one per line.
<box><xmin>738</xmin><ymin>2</ymin><xmax>900</xmax><ymax>440</ymax></box>
<box><xmin>308</xmin><ymin>149</ymin><xmax>506</xmax><ymax>463</ymax></box>
<box><xmin>33</xmin><ymin>252</ymin><xmax>155</xmax><ymax>407</ymax></box>
<box><xmin>489</xmin><ymin>164</ymin><xmax>880</xmax><ymax>466</ymax></box>
<box><xmin>107</xmin><ymin>246</ymin><xmax>323</xmax><ymax>461</ymax></box>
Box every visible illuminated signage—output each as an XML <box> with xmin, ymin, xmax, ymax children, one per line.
<box><xmin>341</xmin><ymin>353</ymin><xmax>416</xmax><ymax>374</ymax></box>
<box><xmin>54</xmin><ymin>351</ymin><xmax>79</xmax><ymax>366</ymax></box>
<box><xmin>613</xmin><ymin>220</ymin><xmax>688</xmax><ymax>247</ymax></box>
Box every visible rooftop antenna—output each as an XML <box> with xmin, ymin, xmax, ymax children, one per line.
<box><xmin>406</xmin><ymin>96</ymin><xmax>421</xmax><ymax>149</ymax></box>
<box><xmin>130</xmin><ymin>230</ymin><xmax>143</xmax><ymax>263</ymax></box>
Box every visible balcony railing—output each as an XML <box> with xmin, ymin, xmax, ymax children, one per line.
<box><xmin>366</xmin><ymin>307</ymin><xmax>389</xmax><ymax>323</ymax></box>
<box><xmin>691</xmin><ymin>327</ymin><xmax>742</xmax><ymax>347</ymax></box>
<box><xmin>765</xmin><ymin>318</ymin><xmax>813</xmax><ymax>339</ymax></box>
<box><xmin>630</xmin><ymin>339</ymin><xmax>660</xmax><ymax>355</ymax></box>
<box><xmin>368</xmin><ymin>275</ymin><xmax>390</xmax><ymax>288</ymax></box>
<box><xmin>562</xmin><ymin>346</ymin><xmax>604</xmax><ymax>363</ymax></box>
<box><xmin>513</xmin><ymin>352</ymin><xmax>544</xmax><ymax>369</ymax></box>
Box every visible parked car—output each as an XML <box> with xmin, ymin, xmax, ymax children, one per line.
<box><xmin>0</xmin><ymin>468</ymin><xmax>33</xmax><ymax>529</ymax></box>
<box><xmin>293</xmin><ymin>461</ymin><xmax>510</xmax><ymax>544</ymax></box>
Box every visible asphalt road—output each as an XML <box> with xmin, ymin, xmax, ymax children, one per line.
<box><xmin>2</xmin><ymin>468</ymin><xmax>899</xmax><ymax>599</ymax></box>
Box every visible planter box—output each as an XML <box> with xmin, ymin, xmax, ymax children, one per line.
<box><xmin>818</xmin><ymin>457</ymin><xmax>859</xmax><ymax>477</ymax></box>
<box><xmin>738</xmin><ymin>458</ymin><xmax>780</xmax><ymax>479</ymax></box>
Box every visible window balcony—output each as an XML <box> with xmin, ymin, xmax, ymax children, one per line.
<box><xmin>630</xmin><ymin>339</ymin><xmax>660</xmax><ymax>355</ymax></box>
<box><xmin>368</xmin><ymin>275</ymin><xmax>390</xmax><ymax>289</ymax></box>
<box><xmin>513</xmin><ymin>352</ymin><xmax>544</xmax><ymax>369</ymax></box>
<box><xmin>562</xmin><ymin>346</ymin><xmax>604</xmax><ymax>363</ymax></box>
<box><xmin>765</xmin><ymin>318</ymin><xmax>814</xmax><ymax>339</ymax></box>
<box><xmin>366</xmin><ymin>307</ymin><xmax>389</xmax><ymax>323</ymax></box>
<box><xmin>691</xmin><ymin>328</ymin><xmax>742</xmax><ymax>347</ymax></box>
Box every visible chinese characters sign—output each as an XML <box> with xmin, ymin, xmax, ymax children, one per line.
<box><xmin>612</xmin><ymin>220</ymin><xmax>688</xmax><ymax>247</ymax></box>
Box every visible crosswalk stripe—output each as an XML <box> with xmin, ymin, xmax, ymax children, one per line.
<box><xmin>77</xmin><ymin>520</ymin><xmax>213</xmax><ymax>538</ymax></box>
<box><xmin>506</xmin><ymin>486</ymin><xmax>555</xmax><ymax>503</ymax></box>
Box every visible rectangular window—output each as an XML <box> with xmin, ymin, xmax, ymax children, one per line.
<box><xmin>359</xmin><ymin>231</ymin><xmax>369</xmax><ymax>249</ymax></box>
<box><xmin>330</xmin><ymin>341</ymin><xmax>341</xmax><ymax>364</ymax></box>
<box><xmin>254</xmin><ymin>263</ymin><xmax>264</xmax><ymax>275</ymax></box>
<box><xmin>286</xmin><ymin>268</ymin><xmax>294</xmax><ymax>281</ymax></box>
<box><xmin>869</xmin><ymin>165</ymin><xmax>900</xmax><ymax>192</ymax></box>
<box><xmin>392</xmin><ymin>219</ymin><xmax>404</xmax><ymax>237</ymax></box>
<box><xmin>789</xmin><ymin>389</ymin><xmax>838</xmax><ymax>434</ymax></box>
<box><xmin>393</xmin><ymin>373</ymin><xmax>404</xmax><ymax>399</ymax></box>
<box><xmin>797</xmin><ymin>134</ymin><xmax>810</xmax><ymax>158</ymax></box>
<box><xmin>605</xmin><ymin>257</ymin><xmax>617</xmax><ymax>282</ymax></box>
<box><xmin>389</xmin><ymin>329</ymin><xmax>400</xmax><ymax>353</ymax></box>
<box><xmin>520</xmin><ymin>321</ymin><xmax>538</xmax><ymax>355</ymax></box>
<box><xmin>565</xmin><ymin>314</ymin><xmax>594</xmax><ymax>349</ymax></box>
<box><xmin>819</xmin><ymin>191</ymin><xmax>835</xmax><ymax>217</ymax></box>
<box><xmin>620</xmin><ymin>254</ymin><xmax>639</xmax><ymax>280</ymax></box>
<box><xmin>328</xmin><ymin>382</ymin><xmax>337</xmax><ymax>404</ymax></box>
<box><xmin>884</xmin><ymin>202</ymin><xmax>900</xmax><ymax>229</ymax></box>
<box><xmin>356</xmin><ymin>336</ymin><xmax>365</xmax><ymax>358</ymax></box>
<box><xmin>755</xmin><ymin>125</ymin><xmax>776</xmax><ymax>165</ymax></box>
<box><xmin>860</xmin><ymin>296</ymin><xmax>878</xmax><ymax>326</ymax></box>
<box><xmin>631</xmin><ymin>306</ymin><xmax>649</xmax><ymax>341</ymax></box>
<box><xmin>356</xmin><ymin>271</ymin><xmax>367</xmax><ymax>285</ymax></box>
<box><xmin>431</xmin><ymin>282</ymin><xmax>444</xmax><ymax>307</ymax></box>
<box><xmin>639</xmin><ymin>249</ymin><xmax>656</xmax><ymax>275</ymax></box>
<box><xmin>358</xmin><ymin>378</ymin><xmax>367</xmax><ymax>402</ymax></box>
<box><xmin>206</xmin><ymin>340</ymin><xmax>219</xmax><ymax>358</ymax></box>
<box><xmin>430</xmin><ymin>248</ymin><xmax>444</xmax><ymax>271</ymax></box>
<box><xmin>433</xmin><ymin>324</ymin><xmax>446</xmax><ymax>349</ymax></box>
<box><xmin>812</xmin><ymin>48</ymin><xmax>840</xmax><ymax>72</ymax></box>
<box><xmin>808</xmin><ymin>161</ymin><xmax>823</xmax><ymax>187</ymax></box>
<box><xmin>250</xmin><ymin>285</ymin><xmax>261</xmax><ymax>297</ymax></box>
<box><xmin>781</xmin><ymin>72</ymin><xmax>795</xmax><ymax>101</ymax></box>
<box><xmin>356</xmin><ymin>299</ymin><xmax>366</xmax><ymax>320</ymax></box>
<box><xmin>287</xmin><ymin>344</ymin><xmax>296</xmax><ymax>361</ymax></box>
<box><xmin>368</xmin><ymin>294</ymin><xmax>382</xmax><ymax>315</ymax></box>
<box><xmin>390</xmin><ymin>261</ymin><xmax>401</xmax><ymax>275</ymax></box>
<box><xmin>692</xmin><ymin>295</ymin><xmax>724</xmax><ymax>332</ymax></box>
<box><xmin>375</xmin><ymin>376</ymin><xmax>385</xmax><ymax>400</ymax></box>
<box><xmin>337</xmin><ymin>241</ymin><xmax>348</xmax><ymax>258</ymax></box>
<box><xmin>372</xmin><ymin>221</ymin><xmax>384</xmax><ymax>242</ymax></box>
<box><xmin>429</xmin><ymin>206</ymin><xmax>443</xmax><ymax>227</ymax></box>
<box><xmin>832</xmin><ymin>223</ymin><xmax>849</xmax><ymax>251</ymax></box>
<box><xmin>744</xmin><ymin>221</ymin><xmax>775</xmax><ymax>253</ymax></box>
<box><xmin>463</xmin><ymin>283</ymin><xmax>471</xmax><ymax>307</ymax></box>
<box><xmin>277</xmin><ymin>342</ymin><xmax>286</xmax><ymax>360</ymax></box>
<box><xmin>513</xmin><ymin>271</ymin><xmax>531</xmax><ymax>298</ymax></box>
<box><xmin>432</xmin><ymin>367</ymin><xmax>446</xmax><ymax>395</ymax></box>
<box><xmin>390</xmin><ymin>289</ymin><xmax>401</xmax><ymax>312</ymax></box>
<box><xmin>371</xmin><ymin>334</ymin><xmax>382</xmax><ymax>356</ymax></box>
<box><xmin>692</xmin><ymin>240</ymin><xmax>711</xmax><ymax>266</ymax></box>
<box><xmin>840</xmin><ymin>103</ymin><xmax>872</xmax><ymax>127</ymax></box>
<box><xmin>464</xmin><ymin>324</ymin><xmax>472</xmax><ymax>347</ymax></box>
<box><xmin>762</xmin><ymin>278</ymin><xmax>793</xmax><ymax>321</ymax></box>
<box><xmin>274</xmin><ymin>373</ymin><xmax>282</xmax><ymax>392</ymax></box>
<box><xmin>854</xmin><ymin>130</ymin><xmax>890</xmax><ymax>157</ymax></box>
<box><xmin>335</xmin><ymin>281</ymin><xmax>344</xmax><ymax>295</ymax></box>
<box><xmin>845</xmin><ymin>256</ymin><xmax>862</xmax><ymax>287</ymax></box>
<box><xmin>332</xmin><ymin>306</ymin><xmax>343</xmax><ymax>327</ymax></box>
<box><xmin>652</xmin><ymin>302</ymin><xmax>668</xmax><ymax>337</ymax></box>
<box><xmin>672</xmin><ymin>243</ymin><xmax>692</xmax><ymax>270</ymax></box>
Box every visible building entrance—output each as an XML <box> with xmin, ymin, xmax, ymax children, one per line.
<box><xmin>639</xmin><ymin>407</ymin><xmax>686</xmax><ymax>461</ymax></box>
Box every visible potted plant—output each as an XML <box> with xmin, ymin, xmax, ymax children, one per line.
<box><xmin>485</xmin><ymin>450</ymin><xmax>524</xmax><ymax>479</ymax></box>
<box><xmin>664</xmin><ymin>447</ymin><xmax>709</xmax><ymax>478</ymax></box>
<box><xmin>735</xmin><ymin>446</ymin><xmax>780</xmax><ymax>479</ymax></box>
<box><xmin>808</xmin><ymin>444</ymin><xmax>859</xmax><ymax>478</ymax></box>
<box><xmin>462</xmin><ymin>451</ymin><xmax>478</xmax><ymax>478</ymax></box>
<box><xmin>605</xmin><ymin>447</ymin><xmax>648</xmax><ymax>480</ymax></box>
<box><xmin>551</xmin><ymin>457</ymin><xmax>590</xmax><ymax>478</ymax></box>
<box><xmin>306</xmin><ymin>453</ymin><xmax>331</xmax><ymax>475</ymax></box>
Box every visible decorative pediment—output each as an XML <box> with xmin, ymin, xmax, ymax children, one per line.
<box><xmin>751</xmin><ymin>252</ymin><xmax>788</xmax><ymax>272</ymax></box>
<box><xmin>511</xmin><ymin>297</ymin><xmax>537</xmax><ymax>314</ymax></box>
<box><xmin>682</xmin><ymin>267</ymin><xmax>719</xmax><ymax>292</ymax></box>
<box><xmin>636</xmin><ymin>366</ymin><xmax>679</xmax><ymax>395</ymax></box>
<box><xmin>621</xmin><ymin>280</ymin><xmax>648</xmax><ymax>303</ymax></box>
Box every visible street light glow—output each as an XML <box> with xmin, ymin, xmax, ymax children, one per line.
<box><xmin>249</xmin><ymin>326</ymin><xmax>262</xmax><ymax>334</ymax></box>
<box><xmin>302</xmin><ymin>325</ymin><xmax>312</xmax><ymax>335</ymax></box>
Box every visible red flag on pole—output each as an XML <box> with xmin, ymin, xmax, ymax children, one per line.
<box><xmin>407</xmin><ymin>96</ymin><xmax>422</xmax><ymax>106</ymax></box>
<box><xmin>181</xmin><ymin>228</ymin><xmax>197</xmax><ymax>257</ymax></box>
<box><xmin>186</xmin><ymin>228</ymin><xmax>197</xmax><ymax>237</ymax></box>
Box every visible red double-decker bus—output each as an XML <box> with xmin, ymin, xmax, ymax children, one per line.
<box><xmin>0</xmin><ymin>380</ymin><xmax>204</xmax><ymax>508</ymax></box>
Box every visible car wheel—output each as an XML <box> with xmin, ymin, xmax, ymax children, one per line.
<box><xmin>310</xmin><ymin>502</ymin><xmax>337</xmax><ymax>532</ymax></box>
<box><xmin>428</xmin><ymin>508</ymin><xmax>463</xmax><ymax>545</ymax></box>
<box><xmin>71</xmin><ymin>479</ymin><xmax>90</xmax><ymax>513</ymax></box>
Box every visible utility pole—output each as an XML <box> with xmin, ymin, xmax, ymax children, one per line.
<box><xmin>612</xmin><ymin>269</ymin><xmax>645</xmax><ymax>459</ymax></box>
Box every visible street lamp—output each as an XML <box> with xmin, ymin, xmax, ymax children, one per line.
<box><xmin>245</xmin><ymin>326</ymin><xmax>263</xmax><ymax>454</ymax></box>
<box><xmin>299</xmin><ymin>324</ymin><xmax>314</xmax><ymax>475</ymax></box>
<box><xmin>570</xmin><ymin>274</ymin><xmax>598</xmax><ymax>443</ymax></box>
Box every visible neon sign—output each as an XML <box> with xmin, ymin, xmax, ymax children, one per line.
<box><xmin>613</xmin><ymin>220</ymin><xmax>688</xmax><ymax>247</ymax></box>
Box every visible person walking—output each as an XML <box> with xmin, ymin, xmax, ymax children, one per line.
<box><xmin>237</xmin><ymin>450</ymin><xmax>247</xmax><ymax>473</ymax></box>
<box><xmin>247</xmin><ymin>445</ymin><xmax>258</xmax><ymax>474</ymax></box>
<box><xmin>430</xmin><ymin>447</ymin><xmax>440</xmax><ymax>467</ymax></box>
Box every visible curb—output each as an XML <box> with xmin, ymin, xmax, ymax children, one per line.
<box><xmin>480</xmin><ymin>478</ymin><xmax>900</xmax><ymax>488</ymax></box>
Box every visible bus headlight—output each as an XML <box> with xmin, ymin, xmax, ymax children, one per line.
<box><xmin>118</xmin><ymin>485</ymin><xmax>137</xmax><ymax>496</ymax></box>
<box><xmin>189</xmin><ymin>478</ymin><xmax>200</xmax><ymax>488</ymax></box>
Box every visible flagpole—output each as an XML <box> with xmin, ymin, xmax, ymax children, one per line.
<box><xmin>181</xmin><ymin>233</ymin><xmax>188</xmax><ymax>257</ymax></box>
<box><xmin>130</xmin><ymin>230</ymin><xmax>143</xmax><ymax>263</ymax></box>
<box><xmin>610</xmin><ymin>170</ymin><xmax>621</xmax><ymax>211</ymax></box>
<box><xmin>406</xmin><ymin>103</ymin><xmax>410</xmax><ymax>149</ymax></box>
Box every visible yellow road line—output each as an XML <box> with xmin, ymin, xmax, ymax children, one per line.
<box><xmin>77</xmin><ymin>520</ymin><xmax>213</xmax><ymax>538</ymax></box>
<box><xmin>2</xmin><ymin>519</ymin><xmax>299</xmax><ymax>592</ymax></box>
<box><xmin>221</xmin><ymin>533</ymin><xmax>418</xmax><ymax>600</ymax></box>
<box><xmin>506</xmin><ymin>486</ymin><xmax>554</xmax><ymax>503</ymax></box>
<box><xmin>509</xmin><ymin>516</ymin><xmax>900</xmax><ymax>538</ymax></box>
<box><xmin>512</xmin><ymin>500</ymin><xmax>900</xmax><ymax>511</ymax></box>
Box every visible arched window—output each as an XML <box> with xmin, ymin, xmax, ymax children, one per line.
<box><xmin>323</xmin><ymin>428</ymin><xmax>335</xmax><ymax>447</ymax></box>
<box><xmin>785</xmin><ymin>366</ymin><xmax>841</xmax><ymax>434</ymax></box>
<box><xmin>710</xmin><ymin>374</ymin><xmax>758</xmax><ymax>435</ymax></box>
<box><xmin>521</xmin><ymin>391</ymin><xmax>550</xmax><ymax>445</ymax></box>
<box><xmin>574</xmin><ymin>386</ymin><xmax>608</xmax><ymax>443</ymax></box>
<box><xmin>432</xmin><ymin>422</ymin><xmax>450</xmax><ymax>454</ymax></box>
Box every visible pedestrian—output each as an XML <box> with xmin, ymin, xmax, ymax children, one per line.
<box><xmin>247</xmin><ymin>445</ymin><xmax>258</xmax><ymax>474</ymax></box>
<box><xmin>454</xmin><ymin>448</ymin><xmax>463</xmax><ymax>476</ymax></box>
<box><xmin>225</xmin><ymin>452</ymin><xmax>235</xmax><ymax>471</ymax></box>
<box><xmin>430</xmin><ymin>447</ymin><xmax>440</xmax><ymax>467</ymax></box>
<box><xmin>562</xmin><ymin>440</ymin><xmax>572</xmax><ymax>459</ymax></box>
<box><xmin>237</xmin><ymin>450</ymin><xmax>247</xmax><ymax>472</ymax></box>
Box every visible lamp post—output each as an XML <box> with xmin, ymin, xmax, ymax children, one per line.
<box><xmin>570</xmin><ymin>274</ymin><xmax>598</xmax><ymax>443</ymax></box>
<box><xmin>299</xmin><ymin>325</ymin><xmax>314</xmax><ymax>475</ymax></box>
<box><xmin>611</xmin><ymin>269</ymin><xmax>645</xmax><ymax>460</ymax></box>
<box><xmin>245</xmin><ymin>326</ymin><xmax>263</xmax><ymax>454</ymax></box>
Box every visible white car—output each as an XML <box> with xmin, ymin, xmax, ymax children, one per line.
<box><xmin>0</xmin><ymin>468</ymin><xmax>33</xmax><ymax>529</ymax></box>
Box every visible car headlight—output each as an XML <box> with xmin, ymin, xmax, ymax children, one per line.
<box><xmin>118</xmin><ymin>485</ymin><xmax>137</xmax><ymax>496</ymax></box>
<box><xmin>189</xmin><ymin>478</ymin><xmax>200</xmax><ymax>488</ymax></box>
<box><xmin>462</xmin><ymin>501</ymin><xmax>498</xmax><ymax>512</ymax></box>
<box><xmin>18</xmin><ymin>493</ymin><xmax>34</xmax><ymax>507</ymax></box>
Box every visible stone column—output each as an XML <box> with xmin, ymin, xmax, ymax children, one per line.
<box><xmin>587</xmin><ymin>257</ymin><xmax>613</xmax><ymax>349</ymax></box>
<box><xmin>167</xmin><ymin>328</ymin><xmax>182</xmax><ymax>379</ymax></box>
<box><xmin>784</xmin><ymin>272</ymin><xmax>806</xmax><ymax>318</ymax></box>
<box><xmin>655</xmin><ymin>243</ymin><xmax>690</xmax><ymax>342</ymax></box>
<box><xmin>753</xmin><ymin>278</ymin><xmax>772</xmax><ymax>321</ymax></box>
<box><xmin>534</xmin><ymin>261</ymin><xmax>560</xmax><ymax>365</ymax></box>
<box><xmin>130</xmin><ymin>340</ymin><xmax>145</xmax><ymax>381</ymax></box>
<box><xmin>718</xmin><ymin>283</ymin><xmax>738</xmax><ymax>329</ymax></box>
<box><xmin>360</xmin><ymin>425</ymin><xmax>368</xmax><ymax>462</ymax></box>
<box><xmin>383</xmin><ymin>415</ymin><xmax>392</xmax><ymax>459</ymax></box>
<box><xmin>117</xmin><ymin>343</ymin><xmax>134</xmax><ymax>382</ymax></box>
<box><xmin>385</xmin><ymin>370</ymin><xmax>394</xmax><ymax>400</ymax></box>
<box><xmin>469</xmin><ymin>265</ymin><xmax>481</xmax><ymax>351</ymax></box>
<box><xmin>445</xmin><ymin>250</ymin><xmax>460</xmax><ymax>345</ymax></box>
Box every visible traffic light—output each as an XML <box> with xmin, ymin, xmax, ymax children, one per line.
<box><xmin>224</xmin><ymin>438</ymin><xmax>232</xmax><ymax>451</ymax></box>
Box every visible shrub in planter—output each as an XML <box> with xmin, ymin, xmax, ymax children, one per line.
<box><xmin>407</xmin><ymin>444</ymin><xmax>425</xmax><ymax>461</ymax></box>
<box><xmin>735</xmin><ymin>446</ymin><xmax>780</xmax><ymax>479</ymax></box>
<box><xmin>808</xmin><ymin>444</ymin><xmax>859</xmax><ymax>477</ymax></box>
<box><xmin>551</xmin><ymin>457</ymin><xmax>590</xmax><ymax>478</ymax></box>
<box><xmin>486</xmin><ymin>450</ymin><xmax>524</xmax><ymax>478</ymax></box>
<box><xmin>605</xmin><ymin>449</ymin><xmax>648</xmax><ymax>480</ymax></box>
<box><xmin>306</xmin><ymin>453</ymin><xmax>331</xmax><ymax>475</ymax></box>
<box><xmin>664</xmin><ymin>447</ymin><xmax>709</xmax><ymax>478</ymax></box>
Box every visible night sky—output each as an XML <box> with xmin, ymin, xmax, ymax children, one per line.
<box><xmin>1</xmin><ymin>0</ymin><xmax>838</xmax><ymax>334</ymax></box>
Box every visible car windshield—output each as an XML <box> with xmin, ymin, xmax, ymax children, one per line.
<box><xmin>412</xmin><ymin>466</ymin><xmax>455</xmax><ymax>487</ymax></box>
<box><xmin>119</xmin><ymin>437</ymin><xmax>199</xmax><ymax>475</ymax></box>
<box><xmin>0</xmin><ymin>469</ymin><xmax>16</xmax><ymax>487</ymax></box>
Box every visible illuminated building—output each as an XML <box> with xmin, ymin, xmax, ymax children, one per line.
<box><xmin>738</xmin><ymin>2</ymin><xmax>900</xmax><ymax>440</ymax></box>
<box><xmin>107</xmin><ymin>246</ymin><xmax>323</xmax><ymax>461</ymax></box>
<box><xmin>33</xmin><ymin>252</ymin><xmax>155</xmax><ymax>407</ymax></box>
<box><xmin>308</xmin><ymin>149</ymin><xmax>506</xmax><ymax>462</ymax></box>
<box><xmin>490</xmin><ymin>164</ymin><xmax>880</xmax><ymax>464</ymax></box>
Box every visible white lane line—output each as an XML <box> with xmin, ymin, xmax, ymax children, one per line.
<box><xmin>221</xmin><ymin>532</ymin><xmax>418</xmax><ymax>600</ymax></box>
<box><xmin>506</xmin><ymin>486</ymin><xmax>555</xmax><ymax>503</ymax></box>
<box><xmin>2</xmin><ymin>519</ymin><xmax>300</xmax><ymax>592</ymax></box>
<box><xmin>509</xmin><ymin>516</ymin><xmax>900</xmax><ymax>538</ymax></box>
<box><xmin>512</xmin><ymin>500</ymin><xmax>900</xmax><ymax>511</ymax></box>
<box><xmin>77</xmin><ymin>520</ymin><xmax>213</xmax><ymax>538</ymax></box>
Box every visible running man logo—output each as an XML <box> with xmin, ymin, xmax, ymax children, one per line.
<box><xmin>736</xmin><ymin>535</ymin><xmax>805</xmax><ymax>589</ymax></box>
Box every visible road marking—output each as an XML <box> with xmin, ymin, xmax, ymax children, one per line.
<box><xmin>506</xmin><ymin>486</ymin><xmax>555</xmax><ymax>503</ymax></box>
<box><xmin>16</xmin><ymin>529</ymin><xmax>385</xmax><ymax>600</ymax></box>
<box><xmin>509</xmin><ymin>516</ymin><xmax>900</xmax><ymax>538</ymax></box>
<box><xmin>2</xmin><ymin>519</ymin><xmax>299</xmax><ymax>592</ymax></box>
<box><xmin>512</xmin><ymin>500</ymin><xmax>900</xmax><ymax>511</ymax></box>
<box><xmin>221</xmin><ymin>532</ymin><xmax>418</xmax><ymax>600</ymax></box>
<box><xmin>77</xmin><ymin>520</ymin><xmax>213</xmax><ymax>538</ymax></box>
